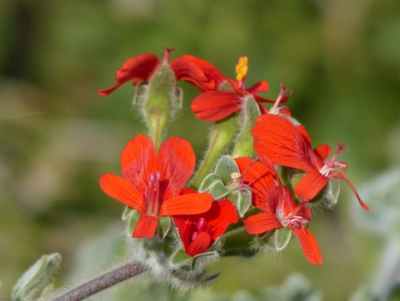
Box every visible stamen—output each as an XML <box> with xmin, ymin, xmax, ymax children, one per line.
<box><xmin>146</xmin><ymin>171</ymin><xmax>162</xmax><ymax>216</ymax></box>
<box><xmin>235</xmin><ymin>56</ymin><xmax>248</xmax><ymax>89</ymax></box>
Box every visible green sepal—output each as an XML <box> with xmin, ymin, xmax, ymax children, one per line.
<box><xmin>132</xmin><ymin>81</ymin><xmax>149</xmax><ymax>105</ymax></box>
<box><xmin>202</xmin><ymin>271</ymin><xmax>221</xmax><ymax>283</ymax></box>
<box><xmin>274</xmin><ymin>227</ymin><xmax>292</xmax><ymax>251</ymax></box>
<box><xmin>231</xmin><ymin>95</ymin><xmax>261</xmax><ymax>158</ymax></box>
<box><xmin>228</xmin><ymin>188</ymin><xmax>252</xmax><ymax>217</ymax></box>
<box><xmin>214</xmin><ymin>155</ymin><xmax>240</xmax><ymax>185</ymax></box>
<box><xmin>157</xmin><ymin>216</ymin><xmax>171</xmax><ymax>241</ymax></box>
<box><xmin>37</xmin><ymin>283</ymin><xmax>54</xmax><ymax>301</ymax></box>
<box><xmin>311</xmin><ymin>178</ymin><xmax>341</xmax><ymax>209</ymax></box>
<box><xmin>126</xmin><ymin>211</ymin><xmax>141</xmax><ymax>236</ymax></box>
<box><xmin>171</xmin><ymin>249</ymin><xmax>193</xmax><ymax>267</ymax></box>
<box><xmin>11</xmin><ymin>253</ymin><xmax>61</xmax><ymax>301</ymax></box>
<box><xmin>122</xmin><ymin>206</ymin><xmax>135</xmax><ymax>220</ymax></box>
<box><xmin>262</xmin><ymin>227</ymin><xmax>292</xmax><ymax>251</ymax></box>
<box><xmin>221</xmin><ymin>225</ymin><xmax>259</xmax><ymax>257</ymax></box>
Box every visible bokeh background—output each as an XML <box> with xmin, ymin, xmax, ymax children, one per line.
<box><xmin>1</xmin><ymin>0</ymin><xmax>400</xmax><ymax>300</ymax></box>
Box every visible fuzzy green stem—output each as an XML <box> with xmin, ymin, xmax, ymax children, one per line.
<box><xmin>191</xmin><ymin>114</ymin><xmax>240</xmax><ymax>190</ymax></box>
<box><xmin>52</xmin><ymin>261</ymin><xmax>145</xmax><ymax>301</ymax></box>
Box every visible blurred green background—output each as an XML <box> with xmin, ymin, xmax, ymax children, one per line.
<box><xmin>1</xmin><ymin>0</ymin><xmax>400</xmax><ymax>300</ymax></box>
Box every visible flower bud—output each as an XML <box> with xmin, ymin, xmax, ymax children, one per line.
<box><xmin>143</xmin><ymin>63</ymin><xmax>180</xmax><ymax>150</ymax></box>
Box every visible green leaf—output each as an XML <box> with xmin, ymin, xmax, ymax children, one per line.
<box><xmin>209</xmin><ymin>181</ymin><xmax>230</xmax><ymax>199</ymax></box>
<box><xmin>229</xmin><ymin>189</ymin><xmax>252</xmax><ymax>217</ymax></box>
<box><xmin>170</xmin><ymin>249</ymin><xmax>193</xmax><ymax>266</ymax></box>
<box><xmin>11</xmin><ymin>253</ymin><xmax>61</xmax><ymax>301</ymax></box>
<box><xmin>214</xmin><ymin>155</ymin><xmax>240</xmax><ymax>185</ymax></box>
<box><xmin>199</xmin><ymin>173</ymin><xmax>221</xmax><ymax>192</ymax></box>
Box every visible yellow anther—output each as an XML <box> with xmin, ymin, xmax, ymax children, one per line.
<box><xmin>235</xmin><ymin>56</ymin><xmax>248</xmax><ymax>81</ymax></box>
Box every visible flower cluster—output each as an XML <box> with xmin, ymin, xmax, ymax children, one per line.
<box><xmin>98</xmin><ymin>48</ymin><xmax>369</xmax><ymax>286</ymax></box>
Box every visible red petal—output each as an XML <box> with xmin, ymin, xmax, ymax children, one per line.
<box><xmin>188</xmin><ymin>231</ymin><xmax>212</xmax><ymax>257</ymax></box>
<box><xmin>121</xmin><ymin>135</ymin><xmax>157</xmax><ymax>187</ymax></box>
<box><xmin>294</xmin><ymin>169</ymin><xmax>329</xmax><ymax>201</ymax></box>
<box><xmin>170</xmin><ymin>57</ymin><xmax>210</xmax><ymax>90</ymax></box>
<box><xmin>235</xmin><ymin>158</ymin><xmax>278</xmax><ymax>211</ymax></box>
<box><xmin>173</xmin><ymin>217</ymin><xmax>192</xmax><ymax>251</ymax></box>
<box><xmin>175</xmin><ymin>55</ymin><xmax>224</xmax><ymax>91</ymax></box>
<box><xmin>246</xmin><ymin>80</ymin><xmax>269</xmax><ymax>95</ymax></box>
<box><xmin>314</xmin><ymin>144</ymin><xmax>332</xmax><ymax>161</ymax></box>
<box><xmin>243</xmin><ymin>212</ymin><xmax>282</xmax><ymax>235</ymax></box>
<box><xmin>157</xmin><ymin>137</ymin><xmax>195</xmax><ymax>196</ymax></box>
<box><xmin>252</xmin><ymin>114</ymin><xmax>316</xmax><ymax>171</ymax></box>
<box><xmin>290</xmin><ymin>226</ymin><xmax>322</xmax><ymax>265</ymax></box>
<box><xmin>99</xmin><ymin>174</ymin><xmax>146</xmax><ymax>213</ymax></box>
<box><xmin>203</xmin><ymin>200</ymin><xmax>238</xmax><ymax>239</ymax></box>
<box><xmin>132</xmin><ymin>214</ymin><xmax>159</xmax><ymax>238</ymax></box>
<box><xmin>98</xmin><ymin>53</ymin><xmax>160</xmax><ymax>96</ymax></box>
<box><xmin>159</xmin><ymin>193</ymin><xmax>212</xmax><ymax>216</ymax></box>
<box><xmin>191</xmin><ymin>91</ymin><xmax>242</xmax><ymax>121</ymax></box>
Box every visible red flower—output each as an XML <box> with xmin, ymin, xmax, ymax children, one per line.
<box><xmin>236</xmin><ymin>157</ymin><xmax>322</xmax><ymax>265</ymax></box>
<box><xmin>99</xmin><ymin>134</ymin><xmax>213</xmax><ymax>238</ymax></box>
<box><xmin>190</xmin><ymin>56</ymin><xmax>282</xmax><ymax>121</ymax></box>
<box><xmin>173</xmin><ymin>198</ymin><xmax>238</xmax><ymax>257</ymax></box>
<box><xmin>98</xmin><ymin>48</ymin><xmax>212</xmax><ymax>96</ymax></box>
<box><xmin>252</xmin><ymin>114</ymin><xmax>369</xmax><ymax>210</ymax></box>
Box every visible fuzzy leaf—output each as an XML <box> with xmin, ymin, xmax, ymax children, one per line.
<box><xmin>199</xmin><ymin>173</ymin><xmax>221</xmax><ymax>192</ymax></box>
<box><xmin>209</xmin><ymin>181</ymin><xmax>230</xmax><ymax>199</ymax></box>
<box><xmin>11</xmin><ymin>253</ymin><xmax>61</xmax><ymax>301</ymax></box>
<box><xmin>214</xmin><ymin>155</ymin><xmax>240</xmax><ymax>185</ymax></box>
<box><xmin>229</xmin><ymin>189</ymin><xmax>252</xmax><ymax>217</ymax></box>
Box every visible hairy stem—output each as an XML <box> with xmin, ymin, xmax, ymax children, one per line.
<box><xmin>52</xmin><ymin>261</ymin><xmax>146</xmax><ymax>301</ymax></box>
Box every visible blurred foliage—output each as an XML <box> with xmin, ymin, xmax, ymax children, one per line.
<box><xmin>1</xmin><ymin>0</ymin><xmax>400</xmax><ymax>300</ymax></box>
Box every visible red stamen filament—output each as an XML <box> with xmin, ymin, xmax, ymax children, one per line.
<box><xmin>146</xmin><ymin>171</ymin><xmax>162</xmax><ymax>216</ymax></box>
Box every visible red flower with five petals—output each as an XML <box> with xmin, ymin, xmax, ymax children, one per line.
<box><xmin>98</xmin><ymin>48</ymin><xmax>212</xmax><ymax>96</ymax></box>
<box><xmin>236</xmin><ymin>157</ymin><xmax>322</xmax><ymax>265</ymax></box>
<box><xmin>173</xmin><ymin>198</ymin><xmax>238</xmax><ymax>257</ymax></box>
<box><xmin>99</xmin><ymin>134</ymin><xmax>213</xmax><ymax>238</ymax></box>
<box><xmin>251</xmin><ymin>114</ymin><xmax>369</xmax><ymax>210</ymax></box>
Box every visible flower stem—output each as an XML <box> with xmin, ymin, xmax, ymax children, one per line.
<box><xmin>52</xmin><ymin>261</ymin><xmax>146</xmax><ymax>301</ymax></box>
<box><xmin>191</xmin><ymin>114</ymin><xmax>240</xmax><ymax>190</ymax></box>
